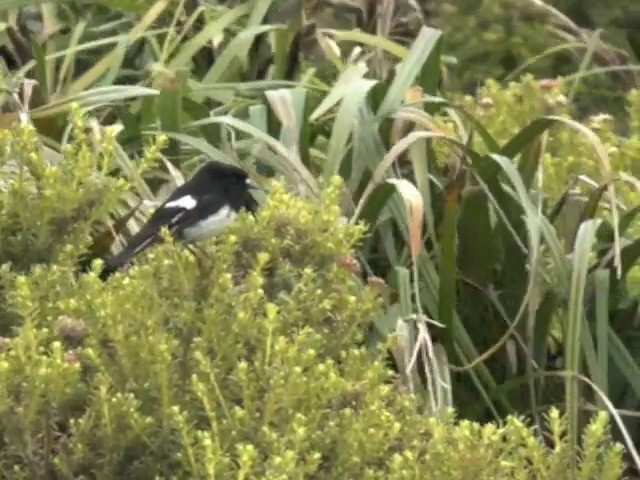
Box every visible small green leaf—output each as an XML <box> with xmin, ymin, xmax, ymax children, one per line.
<box><xmin>30</xmin><ymin>86</ymin><xmax>159</xmax><ymax>119</ymax></box>
<box><xmin>500</xmin><ymin>118</ymin><xmax>555</xmax><ymax>157</ymax></box>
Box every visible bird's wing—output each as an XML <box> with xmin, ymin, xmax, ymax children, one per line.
<box><xmin>163</xmin><ymin>192</ymin><xmax>230</xmax><ymax>236</ymax></box>
<box><xmin>100</xmin><ymin>199</ymin><xmax>194</xmax><ymax>277</ymax></box>
<box><xmin>144</xmin><ymin>196</ymin><xmax>195</xmax><ymax>235</ymax></box>
<box><xmin>167</xmin><ymin>188</ymin><xmax>257</xmax><ymax>230</ymax></box>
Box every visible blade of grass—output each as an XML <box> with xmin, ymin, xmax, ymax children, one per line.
<box><xmin>202</xmin><ymin>24</ymin><xmax>280</xmax><ymax>85</ymax></box>
<box><xmin>352</xmin><ymin>130</ymin><xmax>481</xmax><ymax>224</ymax></box>
<box><xmin>376</xmin><ymin>26</ymin><xmax>441</xmax><ymax>120</ymax></box>
<box><xmin>594</xmin><ymin>269</ymin><xmax>610</xmax><ymax>408</ymax></box>
<box><xmin>264</xmin><ymin>88</ymin><xmax>303</xmax><ymax>168</ymax></box>
<box><xmin>324</xmin><ymin>77</ymin><xmax>377</xmax><ymax>179</ymax></box>
<box><xmin>56</xmin><ymin>19</ymin><xmax>87</xmax><ymax>94</ymax></box>
<box><xmin>29</xmin><ymin>86</ymin><xmax>159</xmax><ymax>118</ymax></box>
<box><xmin>438</xmin><ymin>170</ymin><xmax>464</xmax><ymax>350</ymax></box>
<box><xmin>187</xmin><ymin>115</ymin><xmax>318</xmax><ymax>196</ymax></box>
<box><xmin>565</xmin><ymin>218</ymin><xmax>602</xmax><ymax>471</ymax></box>
<box><xmin>68</xmin><ymin>0</ymin><xmax>170</xmax><ymax>94</ymax></box>
<box><xmin>309</xmin><ymin>62</ymin><xmax>369</xmax><ymax>121</ymax></box>
<box><xmin>153</xmin><ymin>131</ymin><xmax>230</xmax><ymax>163</ymax></box>
<box><xmin>568</xmin><ymin>29</ymin><xmax>602</xmax><ymax>101</ymax></box>
<box><xmin>321</xmin><ymin>28</ymin><xmax>409</xmax><ymax>59</ymax></box>
<box><xmin>168</xmin><ymin>3</ymin><xmax>251</xmax><ymax>69</ymax></box>
<box><xmin>489</xmin><ymin>154</ymin><xmax>570</xmax><ymax>288</ymax></box>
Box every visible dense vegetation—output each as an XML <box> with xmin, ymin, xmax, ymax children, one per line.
<box><xmin>0</xmin><ymin>0</ymin><xmax>638</xmax><ymax>477</ymax></box>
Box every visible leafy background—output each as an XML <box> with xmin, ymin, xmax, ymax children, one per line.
<box><xmin>0</xmin><ymin>0</ymin><xmax>639</xmax><ymax>477</ymax></box>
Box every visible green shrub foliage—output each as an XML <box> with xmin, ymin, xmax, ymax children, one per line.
<box><xmin>0</xmin><ymin>115</ymin><xmax>123</xmax><ymax>272</ymax></box>
<box><xmin>0</xmin><ymin>121</ymin><xmax>625</xmax><ymax>478</ymax></box>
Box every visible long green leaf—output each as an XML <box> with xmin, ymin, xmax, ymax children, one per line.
<box><xmin>438</xmin><ymin>171</ymin><xmax>464</xmax><ymax>350</ymax></box>
<box><xmin>326</xmin><ymin>28</ymin><xmax>409</xmax><ymax>59</ymax></box>
<box><xmin>169</xmin><ymin>4</ymin><xmax>251</xmax><ymax>69</ymax></box>
<box><xmin>202</xmin><ymin>24</ymin><xmax>280</xmax><ymax>85</ymax></box>
<box><xmin>187</xmin><ymin>115</ymin><xmax>318</xmax><ymax>196</ymax></box>
<box><xmin>30</xmin><ymin>86</ymin><xmax>159</xmax><ymax>118</ymax></box>
<box><xmin>324</xmin><ymin>78</ymin><xmax>377</xmax><ymax>179</ymax></box>
<box><xmin>309</xmin><ymin>62</ymin><xmax>369</xmax><ymax>122</ymax></box>
<box><xmin>594</xmin><ymin>268</ymin><xmax>610</xmax><ymax>408</ymax></box>
<box><xmin>68</xmin><ymin>0</ymin><xmax>170</xmax><ymax>93</ymax></box>
<box><xmin>376</xmin><ymin>26</ymin><xmax>441</xmax><ymax>120</ymax></box>
<box><xmin>565</xmin><ymin>218</ymin><xmax>602</xmax><ymax>470</ymax></box>
<box><xmin>156</xmin><ymin>132</ymin><xmax>230</xmax><ymax>164</ymax></box>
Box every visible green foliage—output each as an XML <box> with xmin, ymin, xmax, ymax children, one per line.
<box><xmin>1</xmin><ymin>0</ymin><xmax>639</xmax><ymax>474</ymax></box>
<box><xmin>0</xmin><ymin>122</ymin><xmax>626</xmax><ymax>478</ymax></box>
<box><xmin>451</xmin><ymin>76</ymin><xmax>639</xmax><ymax>202</ymax></box>
<box><xmin>0</xmin><ymin>111</ymin><xmax>121</xmax><ymax>272</ymax></box>
<box><xmin>431</xmin><ymin>0</ymin><xmax>639</xmax><ymax>114</ymax></box>
<box><xmin>448</xmin><ymin>76</ymin><xmax>639</xmax><ymax>290</ymax></box>
<box><xmin>0</xmin><ymin>105</ymin><xmax>164</xmax><ymax>271</ymax></box>
<box><xmin>434</xmin><ymin>0</ymin><xmax>558</xmax><ymax>86</ymax></box>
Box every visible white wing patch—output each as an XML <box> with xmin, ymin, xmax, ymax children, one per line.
<box><xmin>165</xmin><ymin>195</ymin><xmax>197</xmax><ymax>210</ymax></box>
<box><xmin>182</xmin><ymin>205</ymin><xmax>237</xmax><ymax>242</ymax></box>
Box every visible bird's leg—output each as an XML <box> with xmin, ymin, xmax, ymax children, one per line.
<box><xmin>185</xmin><ymin>243</ymin><xmax>209</xmax><ymax>268</ymax></box>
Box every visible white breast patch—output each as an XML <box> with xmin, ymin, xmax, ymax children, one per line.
<box><xmin>182</xmin><ymin>204</ymin><xmax>237</xmax><ymax>242</ymax></box>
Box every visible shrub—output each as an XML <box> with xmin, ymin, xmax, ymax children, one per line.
<box><xmin>0</xmin><ymin>120</ymin><xmax>626</xmax><ymax>478</ymax></box>
<box><xmin>0</xmin><ymin>115</ymin><xmax>122</xmax><ymax>273</ymax></box>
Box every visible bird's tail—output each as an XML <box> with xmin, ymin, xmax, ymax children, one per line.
<box><xmin>99</xmin><ymin>247</ymin><xmax>133</xmax><ymax>281</ymax></box>
<box><xmin>99</xmin><ymin>230</ymin><xmax>159</xmax><ymax>280</ymax></box>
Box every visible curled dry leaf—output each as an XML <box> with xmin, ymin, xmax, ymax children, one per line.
<box><xmin>403</xmin><ymin>85</ymin><xmax>423</xmax><ymax>105</ymax></box>
<box><xmin>538</xmin><ymin>78</ymin><xmax>560</xmax><ymax>89</ymax></box>
<box><xmin>317</xmin><ymin>32</ymin><xmax>342</xmax><ymax>64</ymax></box>
<box><xmin>387</xmin><ymin>178</ymin><xmax>424</xmax><ymax>262</ymax></box>
<box><xmin>337</xmin><ymin>255</ymin><xmax>361</xmax><ymax>274</ymax></box>
<box><xmin>390</xmin><ymin>117</ymin><xmax>411</xmax><ymax>146</ymax></box>
<box><xmin>478</xmin><ymin>97</ymin><xmax>494</xmax><ymax>108</ymax></box>
<box><xmin>390</xmin><ymin>85</ymin><xmax>424</xmax><ymax>145</ymax></box>
<box><xmin>367</xmin><ymin>275</ymin><xmax>388</xmax><ymax>293</ymax></box>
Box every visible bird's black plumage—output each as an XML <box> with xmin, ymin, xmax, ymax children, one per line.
<box><xmin>100</xmin><ymin>160</ymin><xmax>258</xmax><ymax>280</ymax></box>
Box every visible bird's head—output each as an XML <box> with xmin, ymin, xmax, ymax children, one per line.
<box><xmin>199</xmin><ymin>160</ymin><xmax>262</xmax><ymax>191</ymax></box>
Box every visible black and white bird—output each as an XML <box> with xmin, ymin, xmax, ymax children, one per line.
<box><xmin>100</xmin><ymin>160</ymin><xmax>259</xmax><ymax>279</ymax></box>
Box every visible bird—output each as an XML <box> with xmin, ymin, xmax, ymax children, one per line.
<box><xmin>99</xmin><ymin>160</ymin><xmax>260</xmax><ymax>280</ymax></box>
